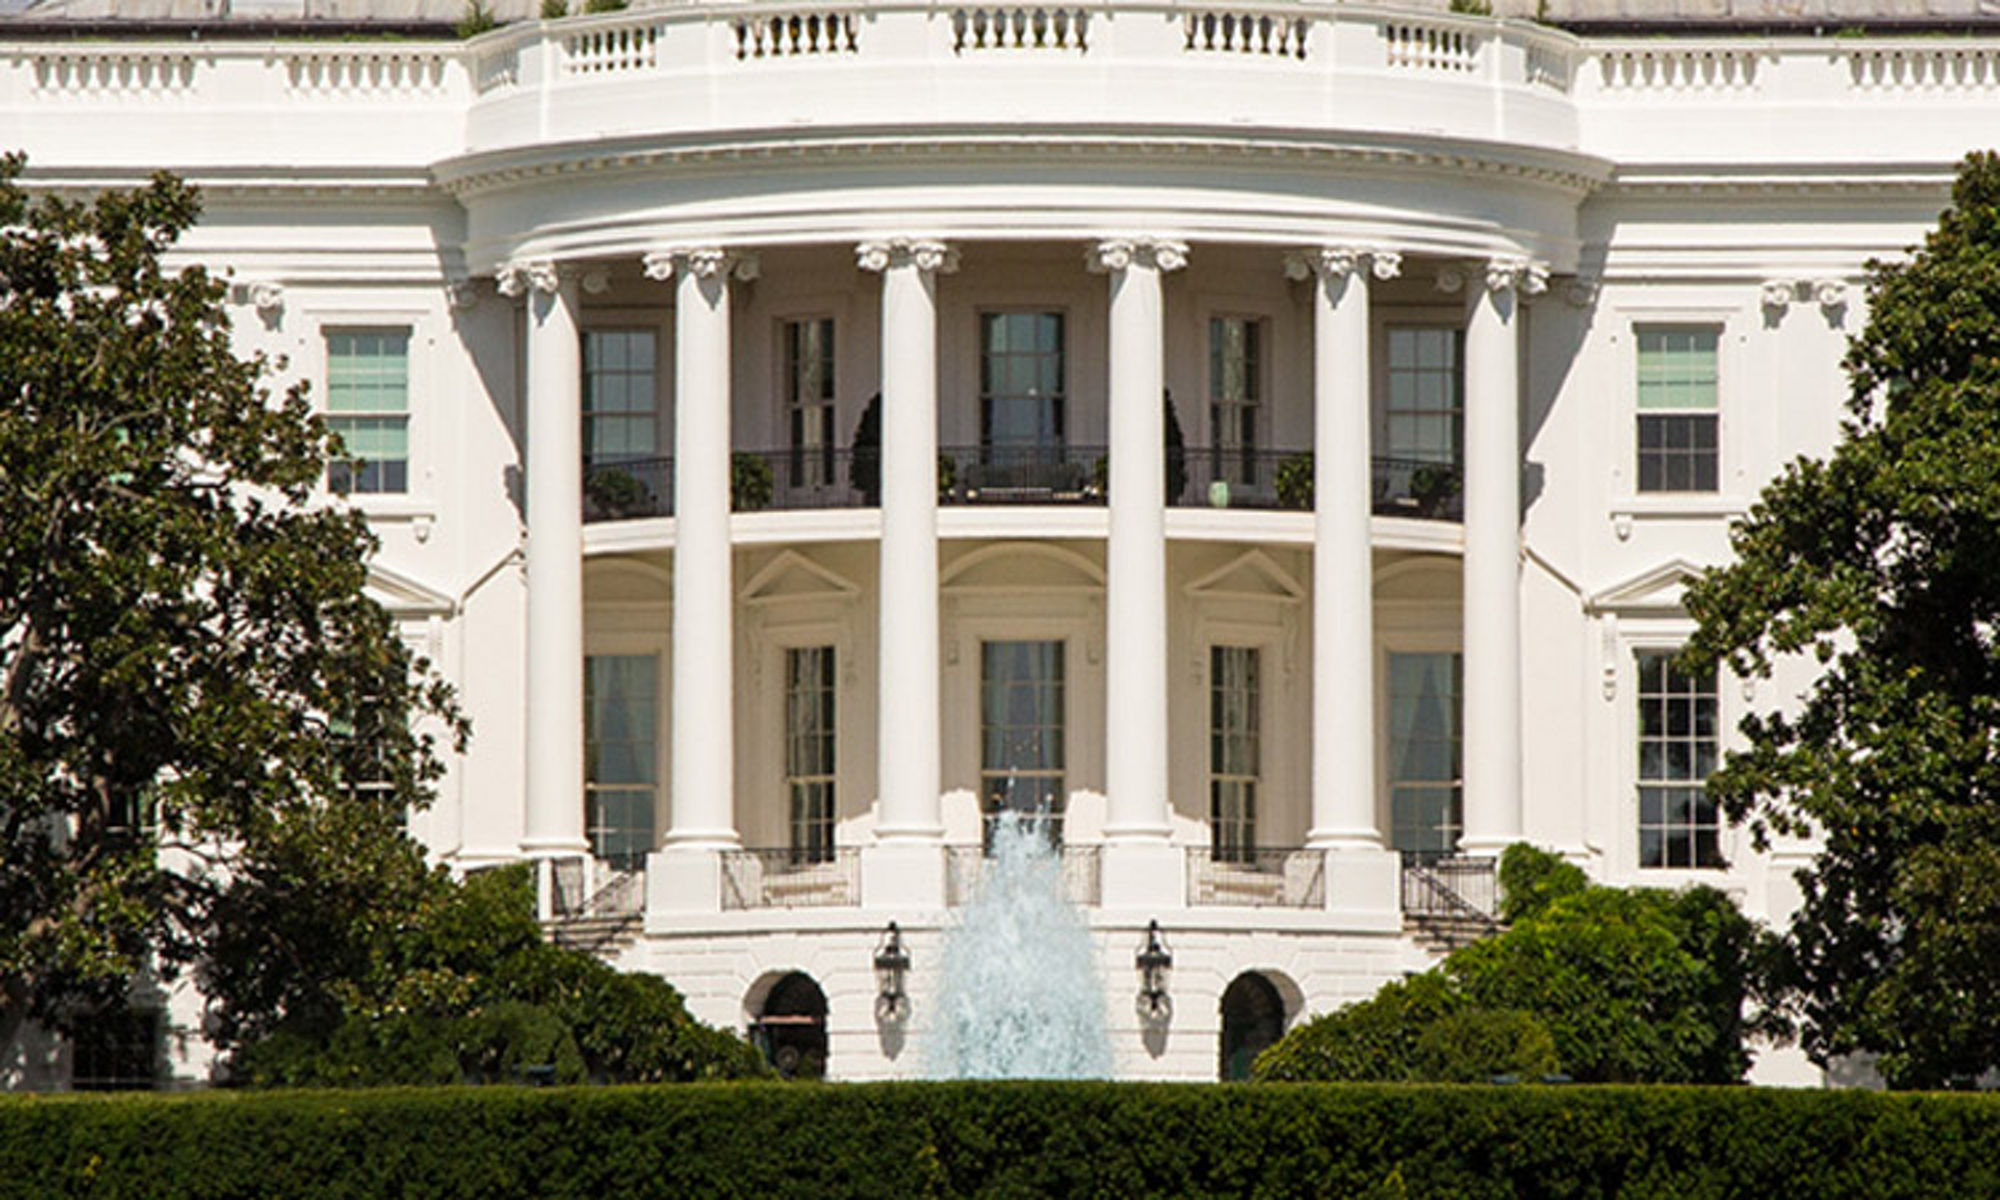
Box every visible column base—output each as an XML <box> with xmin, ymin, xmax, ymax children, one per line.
<box><xmin>648</xmin><ymin>846</ymin><xmax>723</xmax><ymax>915</ymax></box>
<box><xmin>860</xmin><ymin>842</ymin><xmax>946</xmax><ymax>910</ymax></box>
<box><xmin>1323</xmin><ymin>846</ymin><xmax>1403</xmax><ymax>933</ymax></box>
<box><xmin>1099</xmin><ymin>839</ymin><xmax>1184</xmax><ymax>913</ymax></box>
<box><xmin>1454</xmin><ymin>837</ymin><xmax>1515</xmax><ymax>858</ymax></box>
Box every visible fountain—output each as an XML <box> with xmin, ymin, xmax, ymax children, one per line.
<box><xmin>927</xmin><ymin>813</ymin><xmax>1112</xmax><ymax>1079</ymax></box>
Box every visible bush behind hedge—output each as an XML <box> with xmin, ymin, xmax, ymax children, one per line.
<box><xmin>4</xmin><ymin>1082</ymin><xmax>1998</xmax><ymax>1199</ymax></box>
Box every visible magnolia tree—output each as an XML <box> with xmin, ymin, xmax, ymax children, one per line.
<box><xmin>1683</xmin><ymin>152</ymin><xmax>2000</xmax><ymax>1088</ymax></box>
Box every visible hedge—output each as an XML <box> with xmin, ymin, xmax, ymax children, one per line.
<box><xmin>3</xmin><ymin>1082</ymin><xmax>1997</xmax><ymax>1199</ymax></box>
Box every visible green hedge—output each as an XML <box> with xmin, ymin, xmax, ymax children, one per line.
<box><xmin>5</xmin><ymin>1082</ymin><xmax>1999</xmax><ymax>1199</ymax></box>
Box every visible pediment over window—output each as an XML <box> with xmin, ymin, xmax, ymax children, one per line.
<box><xmin>365</xmin><ymin>561</ymin><xmax>454</xmax><ymax>617</ymax></box>
<box><xmin>1184</xmin><ymin>550</ymin><xmax>1304</xmax><ymax>603</ymax></box>
<box><xmin>585</xmin><ymin>558</ymin><xmax>672</xmax><ymax>606</ymax></box>
<box><xmin>941</xmin><ymin>543</ymin><xmax>1104</xmax><ymax>593</ymax></box>
<box><xmin>1586</xmin><ymin>558</ymin><xmax>1706</xmax><ymax>615</ymax></box>
<box><xmin>741</xmin><ymin>550</ymin><xmax>859</xmax><ymax>605</ymax></box>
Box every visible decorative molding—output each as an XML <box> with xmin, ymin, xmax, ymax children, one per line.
<box><xmin>445</xmin><ymin>277</ymin><xmax>481</xmax><ymax>310</ymax></box>
<box><xmin>1433</xmin><ymin>265</ymin><xmax>1465</xmax><ymax>294</ymax></box>
<box><xmin>855</xmin><ymin>238</ymin><xmax>960</xmax><ymax>274</ymax></box>
<box><xmin>1087</xmin><ymin>237</ymin><xmax>1189</xmax><ymax>274</ymax></box>
<box><xmin>1813</xmin><ymin>279</ymin><xmax>1849</xmax><ymax>310</ymax></box>
<box><xmin>496</xmin><ymin>258</ymin><xmax>560</xmax><ymax>297</ymax></box>
<box><xmin>1485</xmin><ymin>257</ymin><xmax>1549</xmax><ymax>295</ymax></box>
<box><xmin>639</xmin><ymin>246</ymin><xmax>760</xmax><ymax>283</ymax></box>
<box><xmin>1563</xmin><ymin>278</ymin><xmax>1599</xmax><ymax>308</ymax></box>
<box><xmin>231</xmin><ymin>279</ymin><xmax>284</xmax><ymax>315</ymax></box>
<box><xmin>1760</xmin><ymin>279</ymin><xmax>1797</xmax><ymax>311</ymax></box>
<box><xmin>1282</xmin><ymin>245</ymin><xmax>1401</xmax><ymax>283</ymax></box>
<box><xmin>579</xmin><ymin>266</ymin><xmax>612</xmax><ymax>295</ymax></box>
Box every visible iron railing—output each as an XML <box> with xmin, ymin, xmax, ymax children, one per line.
<box><xmin>946</xmin><ymin>843</ymin><xmax>1102</xmax><ymax>906</ymax></box>
<box><xmin>730</xmin><ymin>447</ymin><xmax>869</xmax><ymax>511</ymax></box>
<box><xmin>548</xmin><ymin>857</ymin><xmax>646</xmax><ymax>919</ymax></box>
<box><xmin>1373</xmin><ymin>455</ymin><xmax>1464</xmax><ymax>521</ymax></box>
<box><xmin>938</xmin><ymin>443</ymin><xmax>1108</xmax><ymax>506</ymax></box>
<box><xmin>721</xmin><ymin>847</ymin><xmax>861</xmax><ymax>909</ymax></box>
<box><xmin>583</xmin><ymin>456</ymin><xmax>672</xmax><ymax>521</ymax></box>
<box><xmin>1172</xmin><ymin>446</ymin><xmax>1301</xmax><ymax>510</ymax></box>
<box><xmin>1400</xmin><ymin>852</ymin><xmax>1500</xmax><ymax>923</ymax></box>
<box><xmin>1185</xmin><ymin>846</ymin><xmax>1326</xmax><ymax>908</ymax></box>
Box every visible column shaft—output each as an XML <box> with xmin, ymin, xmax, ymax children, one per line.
<box><xmin>520</xmin><ymin>266</ymin><xmax>588</xmax><ymax>859</ymax></box>
<box><xmin>1461</xmin><ymin>270</ymin><xmax>1524</xmax><ymax>853</ymax></box>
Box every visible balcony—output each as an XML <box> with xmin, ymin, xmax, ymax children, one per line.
<box><xmin>1185</xmin><ymin>846</ymin><xmax>1326</xmax><ymax>908</ymax></box>
<box><xmin>583</xmin><ymin>447</ymin><xmax>1463</xmax><ymax>523</ymax></box>
<box><xmin>1399</xmin><ymin>852</ymin><xmax>1499</xmax><ymax>921</ymax></box>
<box><xmin>721</xmin><ymin>847</ymin><xmax>862</xmax><ymax>909</ymax></box>
<box><xmin>946</xmin><ymin>844</ymin><xmax>1102</xmax><ymax>906</ymax></box>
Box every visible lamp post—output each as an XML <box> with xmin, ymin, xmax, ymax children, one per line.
<box><xmin>1135</xmin><ymin>919</ymin><xmax>1173</xmax><ymax>1021</ymax></box>
<box><xmin>874</xmin><ymin>921</ymin><xmax>911</xmax><ymax>1021</ymax></box>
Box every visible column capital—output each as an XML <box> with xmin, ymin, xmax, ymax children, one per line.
<box><xmin>1283</xmin><ymin>245</ymin><xmax>1402</xmax><ymax>283</ymax></box>
<box><xmin>1088</xmin><ymin>237</ymin><xmax>1189</xmax><ymax>275</ymax></box>
<box><xmin>856</xmin><ymin>238</ymin><xmax>960</xmax><ymax>274</ymax></box>
<box><xmin>1483</xmin><ymin>256</ymin><xmax>1551</xmax><ymax>296</ymax></box>
<box><xmin>496</xmin><ymin>258</ymin><xmax>565</xmax><ymax>297</ymax></box>
<box><xmin>640</xmin><ymin>246</ymin><xmax>761</xmax><ymax>283</ymax></box>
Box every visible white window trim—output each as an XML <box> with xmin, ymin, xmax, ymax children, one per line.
<box><xmin>580</xmin><ymin>319</ymin><xmax>669</xmax><ymax>464</ymax></box>
<box><xmin>304</xmin><ymin>304</ymin><xmax>437</xmax><ymax>522</ymax></box>
<box><xmin>1609</xmin><ymin>309</ymin><xmax>1748</xmax><ymax>533</ymax></box>
<box><xmin>1610</xmin><ymin>620</ymin><xmax>1743</xmax><ymax>882</ymax></box>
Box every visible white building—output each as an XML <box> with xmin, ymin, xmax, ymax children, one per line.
<box><xmin>5</xmin><ymin>0</ymin><xmax>1988</xmax><ymax>1086</ymax></box>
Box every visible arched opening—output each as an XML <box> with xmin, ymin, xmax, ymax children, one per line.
<box><xmin>751</xmin><ymin>971</ymin><xmax>828</xmax><ymax>1080</ymax></box>
<box><xmin>1218</xmin><ymin>972</ymin><xmax>1286</xmax><ymax>1081</ymax></box>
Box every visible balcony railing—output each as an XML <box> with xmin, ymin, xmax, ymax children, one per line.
<box><xmin>731</xmin><ymin>447</ymin><xmax>869</xmax><ymax>512</ymax></box>
<box><xmin>1400</xmin><ymin>852</ymin><xmax>1500</xmax><ymax>923</ymax></box>
<box><xmin>721</xmin><ymin>847</ymin><xmax>861</xmax><ymax>909</ymax></box>
<box><xmin>1173</xmin><ymin>446</ymin><xmax>1302</xmax><ymax>510</ymax></box>
<box><xmin>1373</xmin><ymin>456</ymin><xmax>1464</xmax><ymax>521</ymax></box>
<box><xmin>946</xmin><ymin>843</ymin><xmax>1102</xmax><ymax>906</ymax></box>
<box><xmin>1185</xmin><ymin>846</ymin><xmax>1326</xmax><ymax>908</ymax></box>
<box><xmin>584</xmin><ymin>456</ymin><xmax>672</xmax><ymax>521</ymax></box>
<box><xmin>548</xmin><ymin>856</ymin><xmax>645</xmax><ymax>918</ymax></box>
<box><xmin>938</xmin><ymin>443</ymin><xmax>1107</xmax><ymax>506</ymax></box>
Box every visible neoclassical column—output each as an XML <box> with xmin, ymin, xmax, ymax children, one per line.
<box><xmin>645</xmin><ymin>246</ymin><xmax>758</xmax><ymax>853</ymax></box>
<box><xmin>1459</xmin><ymin>257</ymin><xmax>1545</xmax><ymax>855</ymax></box>
<box><xmin>1090</xmin><ymin>237</ymin><xmax>1186</xmax><ymax>849</ymax></box>
<box><xmin>1287</xmin><ymin>246</ymin><xmax>1400</xmax><ymax>851</ymax></box>
<box><xmin>858</xmin><ymin>238</ymin><xmax>958</xmax><ymax>845</ymax></box>
<box><xmin>502</xmin><ymin>259</ymin><xmax>589</xmax><ymax>869</ymax></box>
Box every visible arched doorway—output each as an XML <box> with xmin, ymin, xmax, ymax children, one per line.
<box><xmin>751</xmin><ymin>971</ymin><xmax>828</xmax><ymax>1080</ymax></box>
<box><xmin>1219</xmin><ymin>972</ymin><xmax>1286</xmax><ymax>1081</ymax></box>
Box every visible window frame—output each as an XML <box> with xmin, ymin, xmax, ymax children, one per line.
<box><xmin>1376</xmin><ymin>322</ymin><xmax>1465</xmax><ymax>469</ymax></box>
<box><xmin>583</xmin><ymin>649</ymin><xmax>663</xmax><ymax>870</ymax></box>
<box><xmin>1383</xmin><ymin>648</ymin><xmax>1465</xmax><ymax>858</ymax></box>
<box><xmin>581</xmin><ymin>325</ymin><xmax>664</xmax><ymax>469</ymax></box>
<box><xmin>322</xmin><ymin>325</ymin><xmax>414</xmax><ymax>497</ymax></box>
<box><xmin>782</xmin><ymin>644</ymin><xmax>838</xmax><ymax>865</ymax></box>
<box><xmin>977</xmin><ymin>636</ymin><xmax>1070</xmax><ymax>849</ymax></box>
<box><xmin>1632</xmin><ymin>645</ymin><xmax>1726</xmax><ymax>871</ymax></box>
<box><xmin>1206</xmin><ymin>313</ymin><xmax>1266</xmax><ymax>486</ymax></box>
<box><xmin>976</xmin><ymin>309</ymin><xmax>1069</xmax><ymax>452</ymax></box>
<box><xmin>1207</xmin><ymin>643</ymin><xmax>1263</xmax><ymax>864</ymax></box>
<box><xmin>1633</xmin><ymin>323</ymin><xmax>1723</xmax><ymax>496</ymax></box>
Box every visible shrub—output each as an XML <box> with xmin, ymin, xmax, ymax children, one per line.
<box><xmin>1252</xmin><ymin>972</ymin><xmax>1461</xmax><ymax>1082</ymax></box>
<box><xmin>1411</xmin><ymin>1009</ymin><xmax>1561</xmax><ymax>1083</ymax></box>
<box><xmin>1275</xmin><ymin>451</ymin><xmax>1313</xmax><ymax>509</ymax></box>
<box><xmin>1497</xmin><ymin>842</ymin><xmax>1588</xmax><ymax>923</ymax></box>
<box><xmin>731</xmin><ymin>453</ymin><xmax>775</xmax><ymax>511</ymax></box>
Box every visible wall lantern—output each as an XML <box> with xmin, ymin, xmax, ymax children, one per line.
<box><xmin>1135</xmin><ymin>919</ymin><xmax>1174</xmax><ymax>1021</ymax></box>
<box><xmin>873</xmin><ymin>921</ymin><xmax>911</xmax><ymax>1021</ymax></box>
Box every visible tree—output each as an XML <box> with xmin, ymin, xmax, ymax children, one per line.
<box><xmin>1254</xmin><ymin>844</ymin><xmax>1767</xmax><ymax>1084</ymax></box>
<box><xmin>0</xmin><ymin>157</ymin><xmax>462</xmax><ymax>1044</ymax></box>
<box><xmin>1682</xmin><ymin>151</ymin><xmax>2000</xmax><ymax>1089</ymax></box>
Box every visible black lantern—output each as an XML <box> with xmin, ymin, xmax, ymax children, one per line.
<box><xmin>1135</xmin><ymin>919</ymin><xmax>1173</xmax><ymax>1020</ymax></box>
<box><xmin>873</xmin><ymin>921</ymin><xmax>911</xmax><ymax>1021</ymax></box>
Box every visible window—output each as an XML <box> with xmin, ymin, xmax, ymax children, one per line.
<box><xmin>1636</xmin><ymin>650</ymin><xmax>1724</xmax><ymax>868</ymax></box>
<box><xmin>1388</xmin><ymin>652</ymin><xmax>1462</xmax><ymax>856</ymax></box>
<box><xmin>585</xmin><ymin>654</ymin><xmax>658</xmax><ymax>868</ymax></box>
<box><xmin>325</xmin><ymin>329</ymin><xmax>410</xmax><ymax>494</ymax></box>
<box><xmin>785</xmin><ymin>646</ymin><xmax>836</xmax><ymax>865</ymax></box>
<box><xmin>1636</xmin><ymin>326</ymin><xmax>1720</xmax><ymax>493</ymax></box>
<box><xmin>1384</xmin><ymin>327</ymin><xmax>1462</xmax><ymax>465</ymax></box>
<box><xmin>583</xmin><ymin>330</ymin><xmax>659</xmax><ymax>467</ymax></box>
<box><xmin>71</xmin><ymin>1006</ymin><xmax>160</xmax><ymax>1092</ymax></box>
<box><xmin>1209</xmin><ymin>645</ymin><xmax>1260</xmax><ymax>863</ymax></box>
<box><xmin>1218</xmin><ymin>972</ymin><xmax>1285</xmax><ymax>1082</ymax></box>
<box><xmin>784</xmin><ymin>318</ymin><xmax>836</xmax><ymax>488</ymax></box>
<box><xmin>1209</xmin><ymin>317</ymin><xmax>1262</xmax><ymax>486</ymax></box>
<box><xmin>979</xmin><ymin>640</ymin><xmax>1065</xmax><ymax>848</ymax></box>
<box><xmin>980</xmin><ymin>313</ymin><xmax>1065</xmax><ymax>450</ymax></box>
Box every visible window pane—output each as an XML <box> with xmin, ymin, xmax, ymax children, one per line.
<box><xmin>980</xmin><ymin>640</ymin><xmax>1066</xmax><ymax>847</ymax></box>
<box><xmin>586</xmin><ymin>654</ymin><xmax>658</xmax><ymax>866</ymax></box>
<box><xmin>1389</xmin><ymin>652</ymin><xmax>1462</xmax><ymax>854</ymax></box>
<box><xmin>1635</xmin><ymin>650</ymin><xmax>1723</xmax><ymax>869</ymax></box>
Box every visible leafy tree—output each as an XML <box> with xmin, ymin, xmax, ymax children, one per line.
<box><xmin>1255</xmin><ymin>843</ymin><xmax>1767</xmax><ymax>1084</ymax></box>
<box><xmin>1682</xmin><ymin>150</ymin><xmax>2000</xmax><ymax>1089</ymax></box>
<box><xmin>0</xmin><ymin>157</ymin><xmax>464</xmax><ymax>1046</ymax></box>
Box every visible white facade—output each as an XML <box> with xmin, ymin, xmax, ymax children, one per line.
<box><xmin>5</xmin><ymin>3</ymin><xmax>1986</xmax><ymax>1085</ymax></box>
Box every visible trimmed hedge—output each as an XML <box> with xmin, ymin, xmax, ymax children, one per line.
<box><xmin>4</xmin><ymin>1082</ymin><xmax>1998</xmax><ymax>1199</ymax></box>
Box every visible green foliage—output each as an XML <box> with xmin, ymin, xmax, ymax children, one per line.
<box><xmin>1276</xmin><ymin>451</ymin><xmax>1313</xmax><ymax>510</ymax></box>
<box><xmin>730</xmin><ymin>452</ymin><xmax>775</xmax><ymax>511</ymax></box>
<box><xmin>0</xmin><ymin>157</ymin><xmax>463</xmax><ymax>1038</ymax></box>
<box><xmin>1497</xmin><ymin>842</ymin><xmax>1588</xmax><ymax>922</ymax></box>
<box><xmin>582</xmin><ymin>0</ymin><xmax>628</xmax><ymax>12</ymax></box>
<box><xmin>1258</xmin><ymin>845</ymin><xmax>1768</xmax><ymax>1085</ymax></box>
<box><xmin>1681</xmin><ymin>151</ymin><xmax>2000</xmax><ymax>1089</ymax></box>
<box><xmin>6</xmin><ymin>1083</ymin><xmax>2000</xmax><ymax>1198</ymax></box>
<box><xmin>538</xmin><ymin>0</ymin><xmax>567</xmax><ymax>18</ymax></box>
<box><xmin>455</xmin><ymin>0</ymin><xmax>498</xmax><ymax>36</ymax></box>
<box><xmin>1448</xmin><ymin>0</ymin><xmax>1492</xmax><ymax>12</ymax></box>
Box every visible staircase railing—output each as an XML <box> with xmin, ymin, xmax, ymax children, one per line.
<box><xmin>1399</xmin><ymin>853</ymin><xmax>1500</xmax><ymax>931</ymax></box>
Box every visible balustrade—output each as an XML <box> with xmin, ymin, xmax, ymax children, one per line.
<box><xmin>1186</xmin><ymin>847</ymin><xmax>1326</xmax><ymax>908</ymax></box>
<box><xmin>721</xmin><ymin>847</ymin><xmax>861</xmax><ymax>909</ymax></box>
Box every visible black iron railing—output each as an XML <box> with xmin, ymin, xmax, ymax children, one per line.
<box><xmin>1185</xmin><ymin>846</ymin><xmax>1326</xmax><ymax>908</ymax></box>
<box><xmin>720</xmin><ymin>847</ymin><xmax>861</xmax><ymax>909</ymax></box>
<box><xmin>583</xmin><ymin>456</ymin><xmax>673</xmax><ymax>521</ymax></box>
<box><xmin>730</xmin><ymin>447</ymin><xmax>869</xmax><ymax>511</ymax></box>
<box><xmin>1400</xmin><ymin>852</ymin><xmax>1499</xmax><ymax>922</ymax></box>
<box><xmin>938</xmin><ymin>443</ymin><xmax>1108</xmax><ymax>506</ymax></box>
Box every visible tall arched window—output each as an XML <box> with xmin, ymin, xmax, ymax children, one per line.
<box><xmin>752</xmin><ymin>971</ymin><xmax>829</xmax><ymax>1079</ymax></box>
<box><xmin>1218</xmin><ymin>972</ymin><xmax>1286</xmax><ymax>1081</ymax></box>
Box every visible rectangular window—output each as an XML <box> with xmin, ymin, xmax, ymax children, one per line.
<box><xmin>1209</xmin><ymin>646</ymin><xmax>1260</xmax><ymax>863</ymax></box>
<box><xmin>583</xmin><ymin>330</ymin><xmax>659</xmax><ymax>467</ymax></box>
<box><xmin>1388</xmin><ymin>652</ymin><xmax>1462</xmax><ymax>856</ymax></box>
<box><xmin>71</xmin><ymin>1006</ymin><xmax>160</xmax><ymax>1092</ymax></box>
<box><xmin>585</xmin><ymin>654</ymin><xmax>658</xmax><ymax>869</ymax></box>
<box><xmin>980</xmin><ymin>640</ymin><xmax>1066</xmax><ymax>849</ymax></box>
<box><xmin>1637</xmin><ymin>650</ymin><xmax>1723</xmax><ymax>869</ymax></box>
<box><xmin>325</xmin><ymin>329</ymin><xmax>410</xmax><ymax>494</ymax></box>
<box><xmin>785</xmin><ymin>646</ymin><xmax>836</xmax><ymax>865</ymax></box>
<box><xmin>980</xmin><ymin>312</ymin><xmax>1066</xmax><ymax>450</ymax></box>
<box><xmin>1636</xmin><ymin>326</ymin><xmax>1720</xmax><ymax>493</ymax></box>
<box><xmin>1384</xmin><ymin>327</ymin><xmax>1463</xmax><ymax>466</ymax></box>
<box><xmin>784</xmin><ymin>318</ymin><xmax>836</xmax><ymax>489</ymax></box>
<box><xmin>1209</xmin><ymin>317</ymin><xmax>1262</xmax><ymax>487</ymax></box>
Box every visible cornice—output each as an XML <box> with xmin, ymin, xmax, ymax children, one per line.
<box><xmin>433</xmin><ymin>126</ymin><xmax>1613</xmax><ymax>202</ymax></box>
<box><xmin>1599</xmin><ymin>164</ymin><xmax>1956</xmax><ymax>200</ymax></box>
